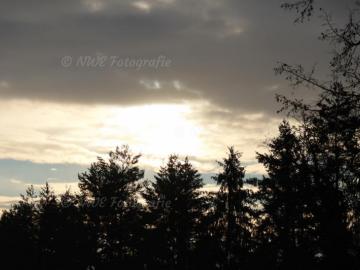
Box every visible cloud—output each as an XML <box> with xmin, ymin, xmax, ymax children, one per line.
<box><xmin>0</xmin><ymin>80</ymin><xmax>10</xmax><ymax>89</ymax></box>
<box><xmin>31</xmin><ymin>181</ymin><xmax>80</xmax><ymax>194</ymax></box>
<box><xmin>0</xmin><ymin>0</ymin><xmax>354</xmax><ymax>200</ymax></box>
<box><xmin>0</xmin><ymin>99</ymin><xmax>279</xmax><ymax>176</ymax></box>
<box><xmin>0</xmin><ymin>180</ymin><xmax>78</xmax><ymax>212</ymax></box>
<box><xmin>132</xmin><ymin>1</ymin><xmax>152</xmax><ymax>12</ymax></box>
<box><xmin>200</xmin><ymin>183</ymin><xmax>219</xmax><ymax>193</ymax></box>
<box><xmin>0</xmin><ymin>0</ymin><xmax>352</xmax><ymax>114</ymax></box>
<box><xmin>0</xmin><ymin>195</ymin><xmax>20</xmax><ymax>212</ymax></box>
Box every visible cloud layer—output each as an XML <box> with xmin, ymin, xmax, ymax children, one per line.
<box><xmin>0</xmin><ymin>0</ymin><xmax>355</xmax><ymax>201</ymax></box>
<box><xmin>1</xmin><ymin>0</ymin><xmax>351</xmax><ymax>113</ymax></box>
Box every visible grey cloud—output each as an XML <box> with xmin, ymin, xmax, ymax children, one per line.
<box><xmin>0</xmin><ymin>0</ymin><xmax>354</xmax><ymax>113</ymax></box>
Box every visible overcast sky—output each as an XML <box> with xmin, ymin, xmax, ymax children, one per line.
<box><xmin>0</xmin><ymin>0</ymin><xmax>354</xmax><ymax>208</ymax></box>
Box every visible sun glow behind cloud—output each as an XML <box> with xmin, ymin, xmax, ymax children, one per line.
<box><xmin>0</xmin><ymin>98</ymin><xmax>281</xmax><ymax>210</ymax></box>
<box><xmin>0</xmin><ymin>99</ymin><xmax>278</xmax><ymax>175</ymax></box>
<box><xmin>94</xmin><ymin>104</ymin><xmax>204</xmax><ymax>167</ymax></box>
<box><xmin>0</xmin><ymin>100</ymin><xmax>206</xmax><ymax>166</ymax></box>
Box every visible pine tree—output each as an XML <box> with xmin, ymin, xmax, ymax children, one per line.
<box><xmin>53</xmin><ymin>190</ymin><xmax>92</xmax><ymax>270</ymax></box>
<box><xmin>212</xmin><ymin>147</ymin><xmax>254</xmax><ymax>270</ymax></box>
<box><xmin>0</xmin><ymin>186</ymin><xmax>39</xmax><ymax>269</ymax></box>
<box><xmin>275</xmin><ymin>2</ymin><xmax>360</xmax><ymax>267</ymax></box>
<box><xmin>78</xmin><ymin>145</ymin><xmax>144</xmax><ymax>269</ymax></box>
<box><xmin>38</xmin><ymin>182</ymin><xmax>59</xmax><ymax>269</ymax></box>
<box><xmin>142</xmin><ymin>155</ymin><xmax>205</xmax><ymax>270</ymax></box>
<box><xmin>257</xmin><ymin>122</ymin><xmax>317</xmax><ymax>269</ymax></box>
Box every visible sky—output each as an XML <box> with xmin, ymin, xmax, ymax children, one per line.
<box><xmin>0</xmin><ymin>0</ymin><xmax>354</xmax><ymax>209</ymax></box>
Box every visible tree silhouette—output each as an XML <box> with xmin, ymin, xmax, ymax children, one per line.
<box><xmin>0</xmin><ymin>186</ymin><xmax>39</xmax><ymax>269</ymax></box>
<box><xmin>274</xmin><ymin>1</ymin><xmax>360</xmax><ymax>268</ymax></box>
<box><xmin>78</xmin><ymin>145</ymin><xmax>144</xmax><ymax>269</ymax></box>
<box><xmin>38</xmin><ymin>182</ymin><xmax>59</xmax><ymax>269</ymax></box>
<box><xmin>211</xmin><ymin>147</ymin><xmax>254</xmax><ymax>270</ymax></box>
<box><xmin>142</xmin><ymin>155</ymin><xmax>205</xmax><ymax>270</ymax></box>
<box><xmin>257</xmin><ymin>122</ymin><xmax>317</xmax><ymax>269</ymax></box>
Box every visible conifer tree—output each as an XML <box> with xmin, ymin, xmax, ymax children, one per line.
<box><xmin>212</xmin><ymin>147</ymin><xmax>254</xmax><ymax>270</ymax></box>
<box><xmin>78</xmin><ymin>145</ymin><xmax>144</xmax><ymax>269</ymax></box>
<box><xmin>142</xmin><ymin>155</ymin><xmax>205</xmax><ymax>270</ymax></box>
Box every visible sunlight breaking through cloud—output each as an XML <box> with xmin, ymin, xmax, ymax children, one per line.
<box><xmin>0</xmin><ymin>100</ymin><xmax>279</xmax><ymax>174</ymax></box>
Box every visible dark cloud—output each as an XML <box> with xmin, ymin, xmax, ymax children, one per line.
<box><xmin>0</xmin><ymin>0</ymin><xmax>354</xmax><ymax>113</ymax></box>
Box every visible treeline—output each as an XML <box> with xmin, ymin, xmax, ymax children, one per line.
<box><xmin>1</xmin><ymin>120</ymin><xmax>359</xmax><ymax>270</ymax></box>
<box><xmin>1</xmin><ymin>1</ymin><xmax>360</xmax><ymax>269</ymax></box>
<box><xmin>0</xmin><ymin>146</ymin><xmax>257</xmax><ymax>270</ymax></box>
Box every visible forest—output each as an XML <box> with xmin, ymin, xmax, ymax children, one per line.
<box><xmin>1</xmin><ymin>1</ymin><xmax>360</xmax><ymax>269</ymax></box>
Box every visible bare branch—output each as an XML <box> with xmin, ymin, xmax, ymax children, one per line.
<box><xmin>281</xmin><ymin>0</ymin><xmax>315</xmax><ymax>23</ymax></box>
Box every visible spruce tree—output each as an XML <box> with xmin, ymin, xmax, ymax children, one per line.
<box><xmin>142</xmin><ymin>155</ymin><xmax>205</xmax><ymax>270</ymax></box>
<box><xmin>78</xmin><ymin>145</ymin><xmax>144</xmax><ymax>269</ymax></box>
<box><xmin>212</xmin><ymin>147</ymin><xmax>254</xmax><ymax>270</ymax></box>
